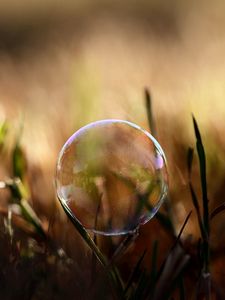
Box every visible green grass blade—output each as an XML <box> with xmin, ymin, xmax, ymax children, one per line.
<box><xmin>192</xmin><ymin>116</ymin><xmax>210</xmax><ymax>277</ymax></box>
<box><xmin>12</xmin><ymin>144</ymin><xmax>27</xmax><ymax>180</ymax></box>
<box><xmin>187</xmin><ymin>147</ymin><xmax>194</xmax><ymax>176</ymax></box>
<box><xmin>6</xmin><ymin>178</ymin><xmax>25</xmax><ymax>200</ymax></box>
<box><xmin>192</xmin><ymin>116</ymin><xmax>209</xmax><ymax>236</ymax></box>
<box><xmin>5</xmin><ymin>179</ymin><xmax>46</xmax><ymax>239</ymax></box>
<box><xmin>145</xmin><ymin>88</ymin><xmax>175</xmax><ymax>237</ymax></box>
<box><xmin>192</xmin><ymin>116</ymin><xmax>211</xmax><ymax>298</ymax></box>
<box><xmin>0</xmin><ymin>121</ymin><xmax>8</xmax><ymax>151</ymax></box>
<box><xmin>145</xmin><ymin>88</ymin><xmax>157</xmax><ymax>137</ymax></box>
<box><xmin>189</xmin><ymin>183</ymin><xmax>207</xmax><ymax>241</ymax></box>
<box><xmin>20</xmin><ymin>199</ymin><xmax>46</xmax><ymax>239</ymax></box>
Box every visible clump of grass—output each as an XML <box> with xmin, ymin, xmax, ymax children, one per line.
<box><xmin>0</xmin><ymin>90</ymin><xmax>224</xmax><ymax>299</ymax></box>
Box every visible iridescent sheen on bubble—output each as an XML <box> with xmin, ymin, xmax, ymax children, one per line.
<box><xmin>56</xmin><ymin>119</ymin><xmax>168</xmax><ymax>236</ymax></box>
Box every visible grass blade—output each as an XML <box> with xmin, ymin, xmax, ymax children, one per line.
<box><xmin>0</xmin><ymin>121</ymin><xmax>8</xmax><ymax>151</ymax></box>
<box><xmin>91</xmin><ymin>198</ymin><xmax>102</xmax><ymax>282</ymax></box>
<box><xmin>176</xmin><ymin>211</ymin><xmax>192</xmax><ymax>244</ymax></box>
<box><xmin>210</xmin><ymin>202</ymin><xmax>225</xmax><ymax>220</ymax></box>
<box><xmin>187</xmin><ymin>147</ymin><xmax>194</xmax><ymax>176</ymax></box>
<box><xmin>110</xmin><ymin>230</ymin><xmax>139</xmax><ymax>263</ymax></box>
<box><xmin>157</xmin><ymin>211</ymin><xmax>191</xmax><ymax>282</ymax></box>
<box><xmin>192</xmin><ymin>116</ymin><xmax>209</xmax><ymax>236</ymax></box>
<box><xmin>129</xmin><ymin>269</ymin><xmax>148</xmax><ymax>300</ymax></box>
<box><xmin>189</xmin><ymin>182</ymin><xmax>207</xmax><ymax>241</ymax></box>
<box><xmin>192</xmin><ymin>116</ymin><xmax>211</xmax><ymax>299</ymax></box>
<box><xmin>59</xmin><ymin>200</ymin><xmax>125</xmax><ymax>299</ymax></box>
<box><xmin>12</xmin><ymin>144</ymin><xmax>27</xmax><ymax>180</ymax></box>
<box><xmin>124</xmin><ymin>249</ymin><xmax>147</xmax><ymax>295</ymax></box>
<box><xmin>152</xmin><ymin>244</ymin><xmax>189</xmax><ymax>300</ymax></box>
<box><xmin>20</xmin><ymin>199</ymin><xmax>46</xmax><ymax>239</ymax></box>
<box><xmin>145</xmin><ymin>88</ymin><xmax>156</xmax><ymax>137</ymax></box>
<box><xmin>145</xmin><ymin>88</ymin><xmax>175</xmax><ymax>237</ymax></box>
<box><xmin>5</xmin><ymin>179</ymin><xmax>46</xmax><ymax>239</ymax></box>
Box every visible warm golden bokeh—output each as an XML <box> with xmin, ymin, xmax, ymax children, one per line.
<box><xmin>0</xmin><ymin>0</ymin><xmax>224</xmax><ymax>237</ymax></box>
<box><xmin>0</xmin><ymin>0</ymin><xmax>225</xmax><ymax>279</ymax></box>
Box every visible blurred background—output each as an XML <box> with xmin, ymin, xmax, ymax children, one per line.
<box><xmin>0</xmin><ymin>1</ymin><xmax>225</xmax><ymax>298</ymax></box>
<box><xmin>0</xmin><ymin>0</ymin><xmax>225</xmax><ymax>248</ymax></box>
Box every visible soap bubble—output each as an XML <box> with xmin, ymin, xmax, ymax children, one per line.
<box><xmin>55</xmin><ymin>119</ymin><xmax>168</xmax><ymax>236</ymax></box>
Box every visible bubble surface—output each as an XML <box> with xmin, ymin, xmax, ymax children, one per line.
<box><xmin>56</xmin><ymin>119</ymin><xmax>168</xmax><ymax>236</ymax></box>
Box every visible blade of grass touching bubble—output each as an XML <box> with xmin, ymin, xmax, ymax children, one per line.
<box><xmin>91</xmin><ymin>198</ymin><xmax>101</xmax><ymax>283</ymax></box>
<box><xmin>59</xmin><ymin>201</ymin><xmax>124</xmax><ymax>299</ymax></box>
<box><xmin>110</xmin><ymin>230</ymin><xmax>139</xmax><ymax>263</ymax></box>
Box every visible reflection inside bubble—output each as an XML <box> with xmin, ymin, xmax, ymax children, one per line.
<box><xmin>56</xmin><ymin>119</ymin><xmax>168</xmax><ymax>236</ymax></box>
